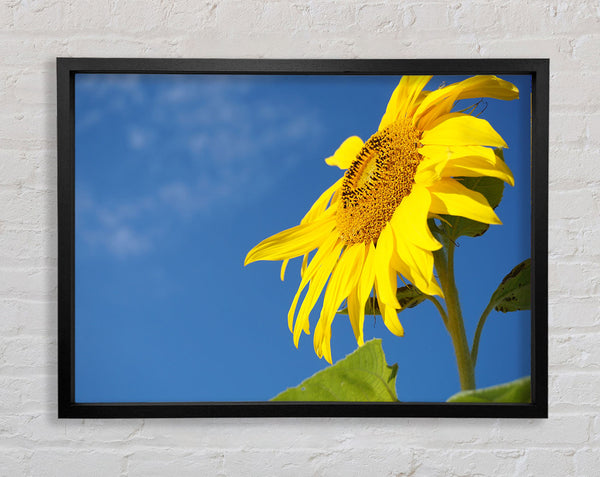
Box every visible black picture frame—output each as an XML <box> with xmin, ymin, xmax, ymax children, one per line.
<box><xmin>57</xmin><ymin>58</ymin><xmax>548</xmax><ymax>418</ymax></box>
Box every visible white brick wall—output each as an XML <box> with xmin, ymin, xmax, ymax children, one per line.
<box><xmin>0</xmin><ymin>0</ymin><xmax>598</xmax><ymax>475</ymax></box>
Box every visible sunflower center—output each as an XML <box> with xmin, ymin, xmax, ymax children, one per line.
<box><xmin>336</xmin><ymin>119</ymin><xmax>422</xmax><ymax>245</ymax></box>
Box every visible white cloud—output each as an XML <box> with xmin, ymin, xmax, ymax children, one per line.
<box><xmin>159</xmin><ymin>181</ymin><xmax>204</xmax><ymax>217</ymax></box>
<box><xmin>77</xmin><ymin>74</ymin><xmax>326</xmax><ymax>258</ymax></box>
<box><xmin>105</xmin><ymin>226</ymin><xmax>152</xmax><ymax>257</ymax></box>
<box><xmin>128</xmin><ymin>127</ymin><xmax>154</xmax><ymax>150</ymax></box>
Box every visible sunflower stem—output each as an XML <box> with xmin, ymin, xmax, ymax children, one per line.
<box><xmin>471</xmin><ymin>301</ymin><xmax>495</xmax><ymax>368</ymax></box>
<box><xmin>434</xmin><ymin>242</ymin><xmax>476</xmax><ymax>391</ymax></box>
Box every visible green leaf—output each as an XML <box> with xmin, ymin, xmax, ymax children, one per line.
<box><xmin>488</xmin><ymin>258</ymin><xmax>531</xmax><ymax>313</ymax></box>
<box><xmin>395</xmin><ymin>284</ymin><xmax>427</xmax><ymax>309</ymax></box>
<box><xmin>271</xmin><ymin>339</ymin><xmax>398</xmax><ymax>402</ymax></box>
<box><xmin>337</xmin><ymin>285</ymin><xmax>426</xmax><ymax>316</ymax></box>
<box><xmin>447</xmin><ymin>376</ymin><xmax>531</xmax><ymax>403</ymax></box>
<box><xmin>442</xmin><ymin>148</ymin><xmax>506</xmax><ymax>240</ymax></box>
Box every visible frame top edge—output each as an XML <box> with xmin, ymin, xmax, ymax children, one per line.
<box><xmin>56</xmin><ymin>57</ymin><xmax>549</xmax><ymax>75</ymax></box>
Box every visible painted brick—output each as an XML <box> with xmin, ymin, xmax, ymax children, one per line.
<box><xmin>65</xmin><ymin>37</ymin><xmax>180</xmax><ymax>58</ymax></box>
<box><xmin>12</xmin><ymin>68</ymin><xmax>56</xmax><ymax>105</ymax></box>
<box><xmin>550</xmin><ymin>332</ymin><xmax>600</xmax><ymax>369</ymax></box>
<box><xmin>126</xmin><ymin>448</ymin><xmax>224</xmax><ymax>476</ymax></box>
<box><xmin>549</xmin><ymin>189</ymin><xmax>599</xmax><ymax>220</ymax></box>
<box><xmin>0</xmin><ymin>376</ymin><xmax>50</xmax><ymax>414</ymax></box>
<box><xmin>498</xmin><ymin>0</ymin><xmax>600</xmax><ymax>36</ymax></box>
<box><xmin>0</xmin><ymin>149</ymin><xmax>56</xmax><ymax>190</ymax></box>
<box><xmin>413</xmin><ymin>448</ymin><xmax>523</xmax><ymax>477</ymax></box>
<box><xmin>0</xmin><ymin>449</ymin><xmax>32</xmax><ymax>477</ymax></box>
<box><xmin>408</xmin><ymin>2</ymin><xmax>455</xmax><ymax>32</ymax></box>
<box><xmin>0</xmin><ymin>1</ymin><xmax>14</xmax><ymax>28</ymax></box>
<box><xmin>0</xmin><ymin>228</ymin><xmax>56</xmax><ymax>268</ymax></box>
<box><xmin>0</xmin><ymin>335</ymin><xmax>57</xmax><ymax>374</ymax></box>
<box><xmin>223</xmin><ymin>447</ymin><xmax>415</xmax><ymax>476</ymax></box>
<box><xmin>492</xmin><ymin>415</ymin><xmax>590</xmax><ymax>446</ymax></box>
<box><xmin>575</xmin><ymin>447</ymin><xmax>600</xmax><ymax>476</ymax></box>
<box><xmin>519</xmin><ymin>448</ymin><xmax>577</xmax><ymax>476</ymax></box>
<box><xmin>0</xmin><ymin>37</ymin><xmax>69</xmax><ymax>67</ymax></box>
<box><xmin>572</xmin><ymin>34</ymin><xmax>600</xmax><ymax>67</ymax></box>
<box><xmin>592</xmin><ymin>416</ymin><xmax>600</xmax><ymax>445</ymax></box>
<box><xmin>548</xmin><ymin>261</ymin><xmax>600</xmax><ymax>297</ymax></box>
<box><xmin>29</xmin><ymin>449</ymin><xmax>123</xmax><ymax>477</ymax></box>
<box><xmin>550</xmin><ymin>145</ymin><xmax>600</xmax><ymax>184</ymax></box>
<box><xmin>0</xmin><ymin>298</ymin><xmax>56</xmax><ymax>336</ymax></box>
<box><xmin>0</xmin><ymin>268</ymin><xmax>56</xmax><ymax>301</ymax></box>
<box><xmin>551</xmin><ymin>70</ymin><xmax>600</xmax><ymax>109</ymax></box>
<box><xmin>160</xmin><ymin>2</ymin><xmax>218</xmax><ymax>32</ymax></box>
<box><xmin>548</xmin><ymin>296</ymin><xmax>600</xmax><ymax>329</ymax></box>
<box><xmin>551</xmin><ymin>112</ymin><xmax>589</xmax><ymax>144</ymax></box>
<box><xmin>587</xmin><ymin>112</ymin><xmax>600</xmax><ymax>146</ymax></box>
<box><xmin>478</xmin><ymin>37</ymin><xmax>577</xmax><ymax>71</ymax></box>
<box><xmin>63</xmin><ymin>0</ymin><xmax>114</xmax><ymax>31</ymax></box>
<box><xmin>0</xmin><ymin>109</ymin><xmax>51</xmax><ymax>148</ymax></box>
<box><xmin>548</xmin><ymin>222</ymin><xmax>582</xmax><ymax>258</ymax></box>
<box><xmin>452</xmin><ymin>1</ymin><xmax>502</xmax><ymax>34</ymax></box>
<box><xmin>62</xmin><ymin>419</ymin><xmax>147</xmax><ymax>444</ymax></box>
<box><xmin>551</xmin><ymin>372</ymin><xmax>600</xmax><ymax>408</ymax></box>
<box><xmin>103</xmin><ymin>1</ymin><xmax>165</xmax><ymax>33</ymax></box>
<box><xmin>12</xmin><ymin>0</ymin><xmax>66</xmax><ymax>32</ymax></box>
<box><xmin>308</xmin><ymin>2</ymin><xmax>357</xmax><ymax>32</ymax></box>
<box><xmin>1</xmin><ymin>187</ymin><xmax>57</xmax><ymax>228</ymax></box>
<box><xmin>581</xmin><ymin>224</ymin><xmax>600</xmax><ymax>257</ymax></box>
<box><xmin>356</xmin><ymin>3</ymin><xmax>404</xmax><ymax>33</ymax></box>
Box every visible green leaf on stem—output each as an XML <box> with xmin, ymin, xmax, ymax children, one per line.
<box><xmin>488</xmin><ymin>258</ymin><xmax>531</xmax><ymax>313</ymax></box>
<box><xmin>447</xmin><ymin>376</ymin><xmax>531</xmax><ymax>403</ymax></box>
<box><xmin>271</xmin><ymin>339</ymin><xmax>398</xmax><ymax>402</ymax></box>
<box><xmin>394</xmin><ymin>284</ymin><xmax>428</xmax><ymax>309</ymax></box>
<box><xmin>336</xmin><ymin>285</ymin><xmax>426</xmax><ymax>316</ymax></box>
<box><xmin>441</xmin><ymin>148</ymin><xmax>506</xmax><ymax>240</ymax></box>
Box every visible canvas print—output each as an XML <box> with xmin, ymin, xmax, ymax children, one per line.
<box><xmin>74</xmin><ymin>72</ymin><xmax>532</xmax><ymax>405</ymax></box>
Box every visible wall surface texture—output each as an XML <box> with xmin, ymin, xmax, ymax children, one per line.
<box><xmin>1</xmin><ymin>0</ymin><xmax>599</xmax><ymax>475</ymax></box>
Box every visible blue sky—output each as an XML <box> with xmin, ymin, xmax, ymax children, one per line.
<box><xmin>75</xmin><ymin>73</ymin><xmax>532</xmax><ymax>402</ymax></box>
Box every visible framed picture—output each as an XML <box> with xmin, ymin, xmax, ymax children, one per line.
<box><xmin>57</xmin><ymin>58</ymin><xmax>548</xmax><ymax>418</ymax></box>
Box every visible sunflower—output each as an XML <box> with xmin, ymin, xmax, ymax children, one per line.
<box><xmin>245</xmin><ymin>75</ymin><xmax>519</xmax><ymax>364</ymax></box>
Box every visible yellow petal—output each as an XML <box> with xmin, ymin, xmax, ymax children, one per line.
<box><xmin>325</xmin><ymin>136</ymin><xmax>364</xmax><ymax>170</ymax></box>
<box><xmin>348</xmin><ymin>242</ymin><xmax>376</xmax><ymax>346</ymax></box>
<box><xmin>453</xmin><ymin>75</ymin><xmax>520</xmax><ymax>102</ymax></box>
<box><xmin>410</xmin><ymin>89</ymin><xmax>431</xmax><ymax>116</ymax></box>
<box><xmin>357</xmin><ymin>242</ymin><xmax>377</xmax><ymax>305</ymax></box>
<box><xmin>418</xmin><ymin>145</ymin><xmax>514</xmax><ymax>186</ymax></box>
<box><xmin>293</xmin><ymin>240</ymin><xmax>343</xmax><ymax>347</ymax></box>
<box><xmin>374</xmin><ymin>278</ymin><xmax>404</xmax><ymax>337</ymax></box>
<box><xmin>391</xmin><ymin>228</ymin><xmax>442</xmax><ymax>297</ymax></box>
<box><xmin>413</xmin><ymin>75</ymin><xmax>519</xmax><ymax>129</ymax></box>
<box><xmin>419</xmin><ymin>145</ymin><xmax>497</xmax><ymax>162</ymax></box>
<box><xmin>300</xmin><ymin>252</ymin><xmax>309</xmax><ymax>277</ymax></box>
<box><xmin>440</xmin><ymin>155</ymin><xmax>515</xmax><ymax>186</ymax></box>
<box><xmin>414</xmin><ymin>155</ymin><xmax>447</xmax><ymax>186</ymax></box>
<box><xmin>378</xmin><ymin>76</ymin><xmax>432</xmax><ymax>130</ymax></box>
<box><xmin>373</xmin><ymin>224</ymin><xmax>401</xmax><ymax>308</ymax></box>
<box><xmin>287</xmin><ymin>233</ymin><xmax>339</xmax><ymax>332</ymax></box>
<box><xmin>428</xmin><ymin>178</ymin><xmax>502</xmax><ymax>225</ymax></box>
<box><xmin>389</xmin><ymin>247</ymin><xmax>413</xmax><ymax>286</ymax></box>
<box><xmin>347</xmin><ymin>287</ymin><xmax>363</xmax><ymax>345</ymax></box>
<box><xmin>317</xmin><ymin>328</ymin><xmax>333</xmax><ymax>363</ymax></box>
<box><xmin>390</xmin><ymin>184</ymin><xmax>441</xmax><ymax>251</ymax></box>
<box><xmin>313</xmin><ymin>243</ymin><xmax>364</xmax><ymax>363</ymax></box>
<box><xmin>421</xmin><ymin>113</ymin><xmax>508</xmax><ymax>148</ymax></box>
<box><xmin>280</xmin><ymin>259</ymin><xmax>289</xmax><ymax>281</ymax></box>
<box><xmin>245</xmin><ymin>211</ymin><xmax>336</xmax><ymax>265</ymax></box>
